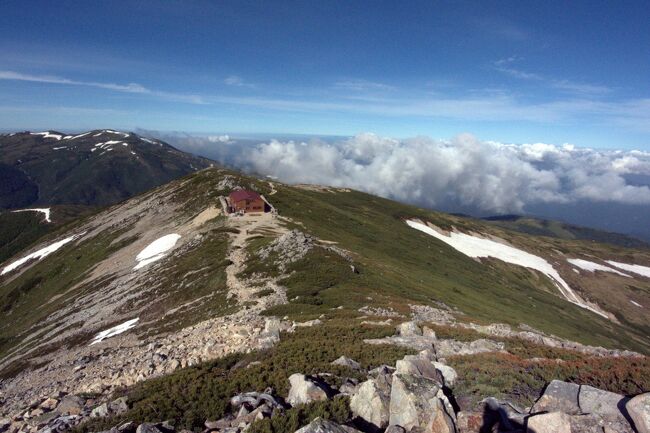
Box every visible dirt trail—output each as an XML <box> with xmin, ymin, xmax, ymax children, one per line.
<box><xmin>225</xmin><ymin>212</ymin><xmax>288</xmax><ymax>308</ymax></box>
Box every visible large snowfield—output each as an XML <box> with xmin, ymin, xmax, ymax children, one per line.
<box><xmin>1</xmin><ymin>234</ymin><xmax>78</xmax><ymax>275</ymax></box>
<box><xmin>90</xmin><ymin>318</ymin><xmax>139</xmax><ymax>345</ymax></box>
<box><xmin>406</xmin><ymin>219</ymin><xmax>608</xmax><ymax>318</ymax></box>
<box><xmin>567</xmin><ymin>258</ymin><xmax>630</xmax><ymax>277</ymax></box>
<box><xmin>134</xmin><ymin>234</ymin><xmax>181</xmax><ymax>270</ymax></box>
<box><xmin>606</xmin><ymin>260</ymin><xmax>650</xmax><ymax>278</ymax></box>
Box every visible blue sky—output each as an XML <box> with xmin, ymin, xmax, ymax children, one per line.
<box><xmin>1</xmin><ymin>0</ymin><xmax>649</xmax><ymax>149</ymax></box>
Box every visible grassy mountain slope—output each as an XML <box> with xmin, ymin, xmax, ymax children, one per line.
<box><xmin>0</xmin><ymin>168</ymin><xmax>649</xmax><ymax>424</ymax></box>
<box><xmin>483</xmin><ymin>214</ymin><xmax>649</xmax><ymax>249</ymax></box>
<box><xmin>0</xmin><ymin>130</ymin><xmax>213</xmax><ymax>208</ymax></box>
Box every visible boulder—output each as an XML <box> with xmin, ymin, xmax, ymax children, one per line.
<box><xmin>433</xmin><ymin>362</ymin><xmax>457</xmax><ymax>388</ymax></box>
<box><xmin>294</xmin><ymin>417</ymin><xmax>350</xmax><ymax>433</ymax></box>
<box><xmin>526</xmin><ymin>412</ymin><xmax>571</xmax><ymax>433</ymax></box>
<box><xmin>627</xmin><ymin>393</ymin><xmax>650</xmax><ymax>433</ymax></box>
<box><xmin>339</xmin><ymin>379</ymin><xmax>360</xmax><ymax>396</ymax></box>
<box><xmin>395</xmin><ymin>355</ymin><xmax>441</xmax><ymax>382</ymax></box>
<box><xmin>90</xmin><ymin>403</ymin><xmax>109</xmax><ymax>418</ymax></box>
<box><xmin>578</xmin><ymin>385</ymin><xmax>632</xmax><ymax>432</ymax></box>
<box><xmin>331</xmin><ymin>356</ymin><xmax>361</xmax><ymax>370</ymax></box>
<box><xmin>531</xmin><ymin>380</ymin><xmax>581</xmax><ymax>415</ymax></box>
<box><xmin>109</xmin><ymin>397</ymin><xmax>129</xmax><ymax>415</ymax></box>
<box><xmin>397</xmin><ymin>322</ymin><xmax>422</xmax><ymax>337</ymax></box>
<box><xmin>388</xmin><ymin>374</ymin><xmax>454</xmax><ymax>433</ymax></box>
<box><xmin>384</xmin><ymin>426</ymin><xmax>406</xmax><ymax>433</ymax></box>
<box><xmin>369</xmin><ymin>365</ymin><xmax>395</xmax><ymax>376</ymax></box>
<box><xmin>56</xmin><ymin>395</ymin><xmax>85</xmax><ymax>415</ymax></box>
<box><xmin>0</xmin><ymin>419</ymin><xmax>9</xmax><ymax>433</ymax></box>
<box><xmin>136</xmin><ymin>423</ymin><xmax>166</xmax><ymax>433</ymax></box>
<box><xmin>287</xmin><ymin>374</ymin><xmax>330</xmax><ymax>407</ymax></box>
<box><xmin>39</xmin><ymin>398</ymin><xmax>59</xmax><ymax>411</ymax></box>
<box><xmin>434</xmin><ymin>339</ymin><xmax>505</xmax><ymax>358</ymax></box>
<box><xmin>350</xmin><ymin>374</ymin><xmax>392</xmax><ymax>430</ymax></box>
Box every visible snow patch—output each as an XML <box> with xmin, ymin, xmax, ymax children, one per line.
<box><xmin>12</xmin><ymin>208</ymin><xmax>51</xmax><ymax>223</ymax></box>
<box><xmin>406</xmin><ymin>219</ymin><xmax>608</xmax><ymax>318</ymax></box>
<box><xmin>67</xmin><ymin>132</ymin><xmax>90</xmax><ymax>140</ymax></box>
<box><xmin>52</xmin><ymin>146</ymin><xmax>67</xmax><ymax>150</ymax></box>
<box><xmin>567</xmin><ymin>258</ymin><xmax>631</xmax><ymax>277</ymax></box>
<box><xmin>1</xmin><ymin>232</ymin><xmax>82</xmax><ymax>275</ymax></box>
<box><xmin>105</xmin><ymin>129</ymin><xmax>130</xmax><ymax>137</ymax></box>
<box><xmin>90</xmin><ymin>318</ymin><xmax>139</xmax><ymax>345</ymax></box>
<box><xmin>134</xmin><ymin>234</ymin><xmax>181</xmax><ymax>270</ymax></box>
<box><xmin>31</xmin><ymin>131</ymin><xmax>62</xmax><ymax>140</ymax></box>
<box><xmin>630</xmin><ymin>300</ymin><xmax>643</xmax><ymax>308</ymax></box>
<box><xmin>606</xmin><ymin>261</ymin><xmax>650</xmax><ymax>278</ymax></box>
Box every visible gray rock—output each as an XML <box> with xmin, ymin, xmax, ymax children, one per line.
<box><xmin>136</xmin><ymin>423</ymin><xmax>165</xmax><ymax>433</ymax></box>
<box><xmin>39</xmin><ymin>398</ymin><xmax>58</xmax><ymax>411</ymax></box>
<box><xmin>287</xmin><ymin>374</ymin><xmax>330</xmax><ymax>407</ymax></box>
<box><xmin>56</xmin><ymin>395</ymin><xmax>84</xmax><ymax>415</ymax></box>
<box><xmin>0</xmin><ymin>419</ymin><xmax>10</xmax><ymax>433</ymax></box>
<box><xmin>433</xmin><ymin>362</ymin><xmax>457</xmax><ymax>388</ymax></box>
<box><xmin>331</xmin><ymin>356</ymin><xmax>361</xmax><ymax>370</ymax></box>
<box><xmin>294</xmin><ymin>417</ymin><xmax>349</xmax><ymax>433</ymax></box>
<box><xmin>579</xmin><ymin>385</ymin><xmax>631</xmax><ymax>432</ymax></box>
<box><xmin>397</xmin><ymin>322</ymin><xmax>422</xmax><ymax>337</ymax></box>
<box><xmin>627</xmin><ymin>393</ymin><xmax>650</xmax><ymax>433</ymax></box>
<box><xmin>350</xmin><ymin>374</ymin><xmax>392</xmax><ymax>429</ymax></box>
<box><xmin>117</xmin><ymin>422</ymin><xmax>138</xmax><ymax>433</ymax></box>
<box><xmin>368</xmin><ymin>365</ymin><xmax>395</xmax><ymax>376</ymax></box>
<box><xmin>526</xmin><ymin>412</ymin><xmax>571</xmax><ymax>433</ymax></box>
<box><xmin>531</xmin><ymin>380</ymin><xmax>581</xmax><ymax>415</ymax></box>
<box><xmin>339</xmin><ymin>379</ymin><xmax>360</xmax><ymax>396</ymax></box>
<box><xmin>109</xmin><ymin>397</ymin><xmax>129</xmax><ymax>416</ymax></box>
<box><xmin>567</xmin><ymin>414</ymin><xmax>609</xmax><ymax>433</ymax></box>
<box><xmin>395</xmin><ymin>355</ymin><xmax>441</xmax><ymax>383</ymax></box>
<box><xmin>90</xmin><ymin>403</ymin><xmax>109</xmax><ymax>418</ymax></box>
<box><xmin>383</xmin><ymin>426</ymin><xmax>405</xmax><ymax>433</ymax></box>
<box><xmin>388</xmin><ymin>374</ymin><xmax>454</xmax><ymax>433</ymax></box>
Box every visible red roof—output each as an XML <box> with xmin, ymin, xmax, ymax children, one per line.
<box><xmin>229</xmin><ymin>190</ymin><xmax>262</xmax><ymax>202</ymax></box>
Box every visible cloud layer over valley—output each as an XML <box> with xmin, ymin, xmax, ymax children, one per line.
<box><xmin>159</xmin><ymin>132</ymin><xmax>650</xmax><ymax>217</ymax></box>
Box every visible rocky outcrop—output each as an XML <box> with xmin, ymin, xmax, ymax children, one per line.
<box><xmin>527</xmin><ymin>412</ymin><xmax>571</xmax><ymax>433</ymax></box>
<box><xmin>627</xmin><ymin>393</ymin><xmax>650</xmax><ymax>433</ymax></box>
<box><xmin>364</xmin><ymin>321</ymin><xmax>505</xmax><ymax>357</ymax></box>
<box><xmin>389</xmin><ymin>374</ymin><xmax>454</xmax><ymax>433</ymax></box>
<box><xmin>287</xmin><ymin>374</ymin><xmax>332</xmax><ymax>407</ymax></box>
<box><xmin>295</xmin><ymin>417</ymin><xmax>360</xmax><ymax>433</ymax></box>
<box><xmin>350</xmin><ymin>374</ymin><xmax>392</xmax><ymax>430</ymax></box>
<box><xmin>530</xmin><ymin>380</ymin><xmax>634</xmax><ymax>433</ymax></box>
<box><xmin>332</xmin><ymin>356</ymin><xmax>362</xmax><ymax>370</ymax></box>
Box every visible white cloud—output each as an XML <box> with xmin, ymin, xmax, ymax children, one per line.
<box><xmin>224</xmin><ymin>75</ymin><xmax>253</xmax><ymax>87</ymax></box>
<box><xmin>333</xmin><ymin>79</ymin><xmax>394</xmax><ymax>92</ymax></box>
<box><xmin>184</xmin><ymin>132</ymin><xmax>650</xmax><ymax>214</ymax></box>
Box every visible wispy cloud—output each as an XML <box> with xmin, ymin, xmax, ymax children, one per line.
<box><xmin>333</xmin><ymin>79</ymin><xmax>395</xmax><ymax>92</ymax></box>
<box><xmin>224</xmin><ymin>75</ymin><xmax>254</xmax><ymax>88</ymax></box>
<box><xmin>0</xmin><ymin>70</ymin><xmax>207</xmax><ymax>104</ymax></box>
<box><xmin>493</xmin><ymin>58</ymin><xmax>612</xmax><ymax>96</ymax></box>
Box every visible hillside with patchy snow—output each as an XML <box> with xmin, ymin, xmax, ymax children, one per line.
<box><xmin>0</xmin><ymin>167</ymin><xmax>648</xmax><ymax>429</ymax></box>
<box><xmin>0</xmin><ymin>129</ymin><xmax>213</xmax><ymax>209</ymax></box>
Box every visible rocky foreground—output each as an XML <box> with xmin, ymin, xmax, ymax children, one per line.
<box><xmin>3</xmin><ymin>319</ymin><xmax>649</xmax><ymax>433</ymax></box>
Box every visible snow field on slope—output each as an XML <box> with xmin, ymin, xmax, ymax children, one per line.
<box><xmin>406</xmin><ymin>219</ymin><xmax>608</xmax><ymax>318</ymax></box>
<box><xmin>606</xmin><ymin>261</ymin><xmax>650</xmax><ymax>278</ymax></box>
<box><xmin>567</xmin><ymin>258</ymin><xmax>630</xmax><ymax>277</ymax></box>
<box><xmin>134</xmin><ymin>234</ymin><xmax>181</xmax><ymax>270</ymax></box>
<box><xmin>1</xmin><ymin>233</ymin><xmax>79</xmax><ymax>275</ymax></box>
<box><xmin>90</xmin><ymin>318</ymin><xmax>139</xmax><ymax>345</ymax></box>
